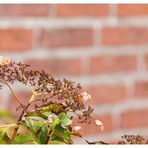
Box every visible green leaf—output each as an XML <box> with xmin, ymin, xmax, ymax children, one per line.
<box><xmin>58</xmin><ymin>113</ymin><xmax>72</xmax><ymax>127</ymax></box>
<box><xmin>33</xmin><ymin>120</ymin><xmax>45</xmax><ymax>132</ymax></box>
<box><xmin>0</xmin><ymin>129</ymin><xmax>11</xmax><ymax>144</ymax></box>
<box><xmin>50</xmin><ymin>117</ymin><xmax>60</xmax><ymax>129</ymax></box>
<box><xmin>22</xmin><ymin>118</ymin><xmax>49</xmax><ymax>144</ymax></box>
<box><xmin>21</xmin><ymin>113</ymin><xmax>73</xmax><ymax>144</ymax></box>
<box><xmin>23</xmin><ymin>118</ymin><xmax>34</xmax><ymax>129</ymax></box>
<box><xmin>0</xmin><ymin>129</ymin><xmax>3</xmax><ymax>137</ymax></box>
<box><xmin>29</xmin><ymin>130</ymin><xmax>40</xmax><ymax>144</ymax></box>
<box><xmin>48</xmin><ymin>140</ymin><xmax>65</xmax><ymax>144</ymax></box>
<box><xmin>13</xmin><ymin>133</ymin><xmax>33</xmax><ymax>144</ymax></box>
<box><xmin>39</xmin><ymin>127</ymin><xmax>48</xmax><ymax>144</ymax></box>
<box><xmin>50</xmin><ymin>124</ymin><xmax>72</xmax><ymax>144</ymax></box>
<box><xmin>24</xmin><ymin>112</ymin><xmax>48</xmax><ymax>120</ymax></box>
<box><xmin>39</xmin><ymin>103</ymin><xmax>63</xmax><ymax>114</ymax></box>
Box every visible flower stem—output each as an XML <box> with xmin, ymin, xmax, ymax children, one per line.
<box><xmin>4</xmin><ymin>81</ymin><xmax>24</xmax><ymax>108</ymax></box>
<box><xmin>0</xmin><ymin>124</ymin><xmax>17</xmax><ymax>128</ymax></box>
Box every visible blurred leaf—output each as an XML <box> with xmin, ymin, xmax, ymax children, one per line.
<box><xmin>5</xmin><ymin>127</ymin><xmax>15</xmax><ymax>139</ymax></box>
<box><xmin>0</xmin><ymin>109</ymin><xmax>15</xmax><ymax>124</ymax></box>
<box><xmin>33</xmin><ymin>120</ymin><xmax>45</xmax><ymax>132</ymax></box>
<box><xmin>23</xmin><ymin>118</ymin><xmax>34</xmax><ymax>129</ymax></box>
<box><xmin>13</xmin><ymin>133</ymin><xmax>33</xmax><ymax>144</ymax></box>
<box><xmin>21</xmin><ymin>113</ymin><xmax>73</xmax><ymax>144</ymax></box>
<box><xmin>40</xmin><ymin>127</ymin><xmax>48</xmax><ymax>144</ymax></box>
<box><xmin>0</xmin><ymin>129</ymin><xmax>11</xmax><ymax>144</ymax></box>
<box><xmin>24</xmin><ymin>112</ymin><xmax>48</xmax><ymax>120</ymax></box>
<box><xmin>39</xmin><ymin>103</ymin><xmax>63</xmax><ymax>114</ymax></box>
<box><xmin>0</xmin><ymin>109</ymin><xmax>12</xmax><ymax>117</ymax></box>
<box><xmin>48</xmin><ymin>140</ymin><xmax>65</xmax><ymax>144</ymax></box>
<box><xmin>51</xmin><ymin>117</ymin><xmax>60</xmax><ymax>129</ymax></box>
<box><xmin>49</xmin><ymin>113</ymin><xmax>73</xmax><ymax>144</ymax></box>
<box><xmin>58</xmin><ymin>113</ymin><xmax>72</xmax><ymax>127</ymax></box>
<box><xmin>22</xmin><ymin>118</ymin><xmax>49</xmax><ymax>144</ymax></box>
<box><xmin>50</xmin><ymin>124</ymin><xmax>72</xmax><ymax>144</ymax></box>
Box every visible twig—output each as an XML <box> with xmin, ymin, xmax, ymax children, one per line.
<box><xmin>9</xmin><ymin>103</ymin><xmax>31</xmax><ymax>144</ymax></box>
<box><xmin>9</xmin><ymin>93</ymin><xmax>36</xmax><ymax>144</ymax></box>
<box><xmin>0</xmin><ymin>124</ymin><xmax>17</xmax><ymax>128</ymax></box>
<box><xmin>4</xmin><ymin>81</ymin><xmax>24</xmax><ymax>108</ymax></box>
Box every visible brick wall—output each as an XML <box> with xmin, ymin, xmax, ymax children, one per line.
<box><xmin>0</xmin><ymin>4</ymin><xmax>148</xmax><ymax>143</ymax></box>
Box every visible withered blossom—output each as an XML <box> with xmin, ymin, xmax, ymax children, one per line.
<box><xmin>95</xmin><ymin>120</ymin><xmax>104</xmax><ymax>131</ymax></box>
<box><xmin>118</xmin><ymin>135</ymin><xmax>148</xmax><ymax>144</ymax></box>
<box><xmin>81</xmin><ymin>91</ymin><xmax>92</xmax><ymax>102</ymax></box>
<box><xmin>73</xmin><ymin>126</ymin><xmax>82</xmax><ymax>132</ymax></box>
<box><xmin>0</xmin><ymin>61</ymin><xmax>93</xmax><ymax>123</ymax></box>
<box><xmin>0</xmin><ymin>56</ymin><xmax>10</xmax><ymax>65</ymax></box>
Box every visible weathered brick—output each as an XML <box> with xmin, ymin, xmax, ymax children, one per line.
<box><xmin>56</xmin><ymin>4</ymin><xmax>110</xmax><ymax>17</ymax></box>
<box><xmin>0</xmin><ymin>28</ymin><xmax>33</xmax><ymax>51</ymax></box>
<box><xmin>72</xmin><ymin>114</ymin><xmax>113</xmax><ymax>136</ymax></box>
<box><xmin>40</xmin><ymin>28</ymin><xmax>93</xmax><ymax>48</ymax></box>
<box><xmin>8</xmin><ymin>90</ymin><xmax>45</xmax><ymax>116</ymax></box>
<box><xmin>102</xmin><ymin>26</ymin><xmax>148</xmax><ymax>45</ymax></box>
<box><xmin>25</xmin><ymin>58</ymin><xmax>82</xmax><ymax>76</ymax></box>
<box><xmin>134</xmin><ymin>80</ymin><xmax>148</xmax><ymax>98</ymax></box>
<box><xmin>8</xmin><ymin>91</ymin><xmax>32</xmax><ymax>116</ymax></box>
<box><xmin>118</xmin><ymin>4</ymin><xmax>148</xmax><ymax>17</ymax></box>
<box><xmin>121</xmin><ymin>108</ymin><xmax>148</xmax><ymax>128</ymax></box>
<box><xmin>86</xmin><ymin>84</ymin><xmax>127</xmax><ymax>105</ymax></box>
<box><xmin>90</xmin><ymin>55</ymin><xmax>137</xmax><ymax>74</ymax></box>
<box><xmin>0</xmin><ymin>4</ymin><xmax>50</xmax><ymax>17</ymax></box>
<box><xmin>144</xmin><ymin>54</ymin><xmax>148</xmax><ymax>70</ymax></box>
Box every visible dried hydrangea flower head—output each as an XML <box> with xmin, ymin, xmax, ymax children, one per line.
<box><xmin>0</xmin><ymin>61</ymin><xmax>94</xmax><ymax>124</ymax></box>
<box><xmin>118</xmin><ymin>135</ymin><xmax>148</xmax><ymax>144</ymax></box>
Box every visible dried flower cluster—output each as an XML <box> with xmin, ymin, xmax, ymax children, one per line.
<box><xmin>86</xmin><ymin>135</ymin><xmax>148</xmax><ymax>144</ymax></box>
<box><xmin>0</xmin><ymin>61</ymin><xmax>93</xmax><ymax>123</ymax></box>
<box><xmin>118</xmin><ymin>135</ymin><xmax>148</xmax><ymax>144</ymax></box>
<box><xmin>0</xmin><ymin>58</ymin><xmax>97</xmax><ymax>144</ymax></box>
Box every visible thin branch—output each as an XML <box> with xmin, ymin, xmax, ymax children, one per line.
<box><xmin>9</xmin><ymin>102</ymin><xmax>31</xmax><ymax>144</ymax></box>
<box><xmin>0</xmin><ymin>124</ymin><xmax>17</xmax><ymax>128</ymax></box>
<box><xmin>29</xmin><ymin>98</ymin><xmax>43</xmax><ymax>104</ymax></box>
<box><xmin>9</xmin><ymin>93</ymin><xmax>36</xmax><ymax>144</ymax></box>
<box><xmin>4</xmin><ymin>81</ymin><xmax>24</xmax><ymax>108</ymax></box>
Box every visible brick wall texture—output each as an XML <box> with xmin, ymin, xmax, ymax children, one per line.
<box><xmin>0</xmin><ymin>4</ymin><xmax>148</xmax><ymax>143</ymax></box>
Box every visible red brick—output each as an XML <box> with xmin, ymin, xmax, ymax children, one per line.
<box><xmin>25</xmin><ymin>58</ymin><xmax>82</xmax><ymax>76</ymax></box>
<box><xmin>8</xmin><ymin>91</ymin><xmax>32</xmax><ymax>116</ymax></box>
<box><xmin>102</xmin><ymin>26</ymin><xmax>148</xmax><ymax>45</ymax></box>
<box><xmin>86</xmin><ymin>84</ymin><xmax>127</xmax><ymax>105</ymax></box>
<box><xmin>8</xmin><ymin>90</ymin><xmax>45</xmax><ymax>116</ymax></box>
<box><xmin>90</xmin><ymin>55</ymin><xmax>137</xmax><ymax>74</ymax></box>
<box><xmin>134</xmin><ymin>80</ymin><xmax>148</xmax><ymax>98</ymax></box>
<box><xmin>118</xmin><ymin>4</ymin><xmax>148</xmax><ymax>17</ymax></box>
<box><xmin>0</xmin><ymin>4</ymin><xmax>50</xmax><ymax>17</ymax></box>
<box><xmin>72</xmin><ymin>114</ymin><xmax>113</xmax><ymax>136</ymax></box>
<box><xmin>40</xmin><ymin>28</ymin><xmax>93</xmax><ymax>48</ymax></box>
<box><xmin>0</xmin><ymin>28</ymin><xmax>33</xmax><ymax>51</ymax></box>
<box><xmin>56</xmin><ymin>4</ymin><xmax>110</xmax><ymax>17</ymax></box>
<box><xmin>121</xmin><ymin>108</ymin><xmax>148</xmax><ymax>128</ymax></box>
<box><xmin>144</xmin><ymin>54</ymin><xmax>148</xmax><ymax>70</ymax></box>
